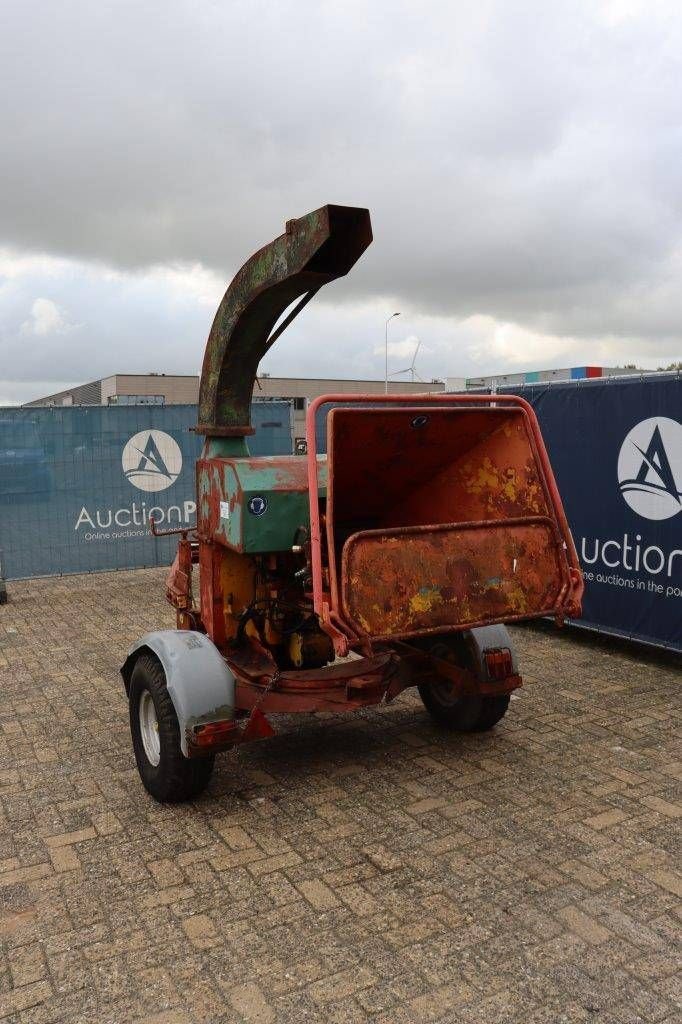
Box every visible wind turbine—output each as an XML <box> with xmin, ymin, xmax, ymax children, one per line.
<box><xmin>390</xmin><ymin>340</ymin><xmax>424</xmax><ymax>383</ymax></box>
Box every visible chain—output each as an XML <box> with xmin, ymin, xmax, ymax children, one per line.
<box><xmin>250</xmin><ymin>666</ymin><xmax>281</xmax><ymax>716</ymax></box>
<box><xmin>227</xmin><ymin>665</ymin><xmax>281</xmax><ymax>768</ymax></box>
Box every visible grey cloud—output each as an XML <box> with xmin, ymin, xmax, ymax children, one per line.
<box><xmin>1</xmin><ymin>0</ymin><xmax>681</xmax><ymax>395</ymax></box>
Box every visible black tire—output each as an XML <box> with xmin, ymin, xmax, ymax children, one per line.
<box><xmin>129</xmin><ymin>653</ymin><xmax>214</xmax><ymax>803</ymax></box>
<box><xmin>0</xmin><ymin>581</ymin><xmax>7</xmax><ymax>605</ymax></box>
<box><xmin>417</xmin><ymin>636</ymin><xmax>510</xmax><ymax>732</ymax></box>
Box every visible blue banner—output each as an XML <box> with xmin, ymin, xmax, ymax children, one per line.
<box><xmin>0</xmin><ymin>402</ymin><xmax>293</xmax><ymax>580</ymax></box>
<box><xmin>498</xmin><ymin>375</ymin><xmax>681</xmax><ymax>651</ymax></box>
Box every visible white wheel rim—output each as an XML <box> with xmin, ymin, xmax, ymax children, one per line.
<box><xmin>139</xmin><ymin>690</ymin><xmax>161</xmax><ymax>766</ymax></box>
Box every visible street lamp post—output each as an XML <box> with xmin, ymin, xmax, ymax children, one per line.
<box><xmin>385</xmin><ymin>312</ymin><xmax>401</xmax><ymax>393</ymax></box>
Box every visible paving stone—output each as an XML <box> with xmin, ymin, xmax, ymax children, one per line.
<box><xmin>180</xmin><ymin>914</ymin><xmax>218</xmax><ymax>950</ymax></box>
<box><xmin>645</xmin><ymin>869</ymin><xmax>682</xmax><ymax>898</ymax></box>
<box><xmin>641</xmin><ymin>796</ymin><xmax>682</xmax><ymax>818</ymax></box>
<box><xmin>44</xmin><ymin>828</ymin><xmax>97</xmax><ymax>849</ymax></box>
<box><xmin>307</xmin><ymin>967</ymin><xmax>377</xmax><ymax>1005</ymax></box>
<box><xmin>229</xmin><ymin>982</ymin><xmax>275</xmax><ymax>1022</ymax></box>
<box><xmin>48</xmin><ymin>846</ymin><xmax>81</xmax><ymax>873</ymax></box>
<box><xmin>583</xmin><ymin>809</ymin><xmax>629</xmax><ymax>830</ymax></box>
<box><xmin>296</xmin><ymin>879</ymin><xmax>340</xmax><ymax>911</ymax></box>
<box><xmin>556</xmin><ymin>906</ymin><xmax>613</xmax><ymax>945</ymax></box>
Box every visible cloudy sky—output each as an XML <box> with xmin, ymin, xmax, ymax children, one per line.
<box><xmin>1</xmin><ymin>0</ymin><xmax>681</xmax><ymax>404</ymax></box>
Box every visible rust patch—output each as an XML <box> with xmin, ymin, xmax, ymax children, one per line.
<box><xmin>341</xmin><ymin>518</ymin><xmax>565</xmax><ymax>639</ymax></box>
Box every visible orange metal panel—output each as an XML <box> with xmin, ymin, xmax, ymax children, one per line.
<box><xmin>341</xmin><ymin>518</ymin><xmax>565</xmax><ymax>639</ymax></box>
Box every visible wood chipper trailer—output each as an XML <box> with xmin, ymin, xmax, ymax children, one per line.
<box><xmin>121</xmin><ymin>204</ymin><xmax>584</xmax><ymax>802</ymax></box>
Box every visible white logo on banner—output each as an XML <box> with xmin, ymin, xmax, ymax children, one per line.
<box><xmin>617</xmin><ymin>417</ymin><xmax>682</xmax><ymax>521</ymax></box>
<box><xmin>121</xmin><ymin>430</ymin><xmax>182</xmax><ymax>492</ymax></box>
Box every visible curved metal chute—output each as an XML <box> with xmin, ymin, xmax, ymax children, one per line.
<box><xmin>197</xmin><ymin>204</ymin><xmax>373</xmax><ymax>436</ymax></box>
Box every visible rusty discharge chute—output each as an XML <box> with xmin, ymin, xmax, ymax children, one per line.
<box><xmin>196</xmin><ymin>205</ymin><xmax>372</xmax><ymax>436</ymax></box>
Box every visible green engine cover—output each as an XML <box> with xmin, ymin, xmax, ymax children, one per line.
<box><xmin>197</xmin><ymin>455</ymin><xmax>327</xmax><ymax>553</ymax></box>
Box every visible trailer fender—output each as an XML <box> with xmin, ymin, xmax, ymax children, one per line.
<box><xmin>464</xmin><ymin>625</ymin><xmax>519</xmax><ymax>681</ymax></box>
<box><xmin>121</xmin><ymin>630</ymin><xmax>236</xmax><ymax>756</ymax></box>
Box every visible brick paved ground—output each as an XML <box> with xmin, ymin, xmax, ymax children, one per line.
<box><xmin>0</xmin><ymin>568</ymin><xmax>680</xmax><ymax>1024</ymax></box>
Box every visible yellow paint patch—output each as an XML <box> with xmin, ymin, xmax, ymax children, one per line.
<box><xmin>409</xmin><ymin>589</ymin><xmax>443</xmax><ymax>614</ymax></box>
<box><xmin>504</xmin><ymin>583</ymin><xmax>529</xmax><ymax>614</ymax></box>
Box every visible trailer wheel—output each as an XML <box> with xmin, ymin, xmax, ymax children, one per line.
<box><xmin>417</xmin><ymin>638</ymin><xmax>509</xmax><ymax>732</ymax></box>
<box><xmin>129</xmin><ymin>653</ymin><xmax>214</xmax><ymax>803</ymax></box>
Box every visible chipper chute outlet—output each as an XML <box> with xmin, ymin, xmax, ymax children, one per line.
<box><xmin>121</xmin><ymin>203</ymin><xmax>584</xmax><ymax>803</ymax></box>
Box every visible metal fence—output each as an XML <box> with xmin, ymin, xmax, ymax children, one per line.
<box><xmin>0</xmin><ymin>401</ymin><xmax>293</xmax><ymax>580</ymax></box>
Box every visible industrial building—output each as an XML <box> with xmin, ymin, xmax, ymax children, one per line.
<box><xmin>26</xmin><ymin>373</ymin><xmax>446</xmax><ymax>442</ymax></box>
<box><xmin>25</xmin><ymin>373</ymin><xmax>198</xmax><ymax>408</ymax></box>
<box><xmin>446</xmin><ymin>365</ymin><xmax>634</xmax><ymax>391</ymax></box>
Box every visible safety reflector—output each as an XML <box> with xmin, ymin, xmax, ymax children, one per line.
<box><xmin>484</xmin><ymin>647</ymin><xmax>514</xmax><ymax>680</ymax></box>
<box><xmin>241</xmin><ymin>708</ymin><xmax>276</xmax><ymax>741</ymax></box>
<box><xmin>192</xmin><ymin>720</ymin><xmax>239</xmax><ymax>746</ymax></box>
